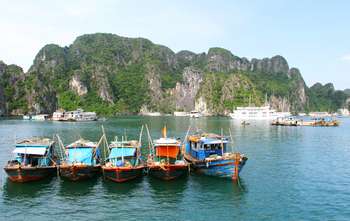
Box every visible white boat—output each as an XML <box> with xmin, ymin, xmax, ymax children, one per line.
<box><xmin>173</xmin><ymin>111</ymin><xmax>189</xmax><ymax>117</ymax></box>
<box><xmin>141</xmin><ymin>112</ymin><xmax>162</xmax><ymax>116</ymax></box>
<box><xmin>189</xmin><ymin>111</ymin><xmax>201</xmax><ymax>118</ymax></box>
<box><xmin>23</xmin><ymin>115</ymin><xmax>31</xmax><ymax>120</ymax></box>
<box><xmin>31</xmin><ymin>114</ymin><xmax>49</xmax><ymax>121</ymax></box>
<box><xmin>229</xmin><ymin>105</ymin><xmax>291</xmax><ymax>120</ymax></box>
<box><xmin>51</xmin><ymin>109</ymin><xmax>97</xmax><ymax>121</ymax></box>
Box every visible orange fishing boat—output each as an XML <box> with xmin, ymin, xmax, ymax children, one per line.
<box><xmin>147</xmin><ymin>126</ymin><xmax>188</xmax><ymax>181</ymax></box>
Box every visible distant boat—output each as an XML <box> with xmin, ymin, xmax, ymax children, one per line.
<box><xmin>4</xmin><ymin>137</ymin><xmax>57</xmax><ymax>182</ymax></box>
<box><xmin>271</xmin><ymin>117</ymin><xmax>300</xmax><ymax>126</ymax></box>
<box><xmin>173</xmin><ymin>111</ymin><xmax>189</xmax><ymax>117</ymax></box>
<box><xmin>230</xmin><ymin>105</ymin><xmax>291</xmax><ymax>120</ymax></box>
<box><xmin>147</xmin><ymin>126</ymin><xmax>188</xmax><ymax>180</ymax></box>
<box><xmin>189</xmin><ymin>111</ymin><xmax>201</xmax><ymax>118</ymax></box>
<box><xmin>23</xmin><ymin>115</ymin><xmax>31</xmax><ymax>120</ymax></box>
<box><xmin>141</xmin><ymin>112</ymin><xmax>162</xmax><ymax>116</ymax></box>
<box><xmin>31</xmin><ymin>114</ymin><xmax>49</xmax><ymax>121</ymax></box>
<box><xmin>272</xmin><ymin>117</ymin><xmax>340</xmax><ymax>127</ymax></box>
<box><xmin>184</xmin><ymin>132</ymin><xmax>247</xmax><ymax>180</ymax></box>
<box><xmin>102</xmin><ymin>128</ymin><xmax>145</xmax><ymax>183</ymax></box>
<box><xmin>52</xmin><ymin>109</ymin><xmax>97</xmax><ymax>121</ymax></box>
<box><xmin>58</xmin><ymin>138</ymin><xmax>101</xmax><ymax>181</ymax></box>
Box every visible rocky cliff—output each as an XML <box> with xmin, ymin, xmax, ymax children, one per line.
<box><xmin>0</xmin><ymin>33</ymin><xmax>348</xmax><ymax>116</ymax></box>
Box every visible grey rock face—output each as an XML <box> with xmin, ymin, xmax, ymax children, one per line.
<box><xmin>173</xmin><ymin>67</ymin><xmax>203</xmax><ymax>111</ymax></box>
<box><xmin>250</xmin><ymin>55</ymin><xmax>289</xmax><ymax>74</ymax></box>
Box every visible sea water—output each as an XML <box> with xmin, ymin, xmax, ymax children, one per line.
<box><xmin>0</xmin><ymin>116</ymin><xmax>349</xmax><ymax>221</ymax></box>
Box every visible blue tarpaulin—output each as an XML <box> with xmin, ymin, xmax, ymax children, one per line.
<box><xmin>68</xmin><ymin>148</ymin><xmax>94</xmax><ymax>165</ymax></box>
<box><xmin>109</xmin><ymin>148</ymin><xmax>136</xmax><ymax>158</ymax></box>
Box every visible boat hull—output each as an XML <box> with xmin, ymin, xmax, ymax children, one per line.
<box><xmin>102</xmin><ymin>166</ymin><xmax>145</xmax><ymax>183</ymax></box>
<box><xmin>59</xmin><ymin>164</ymin><xmax>101</xmax><ymax>181</ymax></box>
<box><xmin>4</xmin><ymin>166</ymin><xmax>56</xmax><ymax>183</ymax></box>
<box><xmin>184</xmin><ymin>154</ymin><xmax>247</xmax><ymax>179</ymax></box>
<box><xmin>148</xmin><ymin>164</ymin><xmax>188</xmax><ymax>181</ymax></box>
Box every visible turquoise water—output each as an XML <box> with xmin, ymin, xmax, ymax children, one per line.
<box><xmin>1</xmin><ymin>116</ymin><xmax>350</xmax><ymax>220</ymax></box>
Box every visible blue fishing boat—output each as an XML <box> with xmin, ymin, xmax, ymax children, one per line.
<box><xmin>184</xmin><ymin>133</ymin><xmax>247</xmax><ymax>180</ymax></box>
<box><xmin>102</xmin><ymin>137</ymin><xmax>145</xmax><ymax>183</ymax></box>
<box><xmin>58</xmin><ymin>138</ymin><xmax>101</xmax><ymax>181</ymax></box>
<box><xmin>4</xmin><ymin>137</ymin><xmax>57</xmax><ymax>182</ymax></box>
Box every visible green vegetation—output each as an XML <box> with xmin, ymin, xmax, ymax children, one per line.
<box><xmin>1</xmin><ymin>33</ymin><xmax>348</xmax><ymax>116</ymax></box>
<box><xmin>307</xmin><ymin>83</ymin><xmax>349</xmax><ymax>112</ymax></box>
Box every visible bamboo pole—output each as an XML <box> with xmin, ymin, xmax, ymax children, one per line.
<box><xmin>229</xmin><ymin>128</ymin><xmax>235</xmax><ymax>153</ymax></box>
<box><xmin>220</xmin><ymin>128</ymin><xmax>224</xmax><ymax>156</ymax></box>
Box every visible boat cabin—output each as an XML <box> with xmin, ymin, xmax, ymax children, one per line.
<box><xmin>186</xmin><ymin>134</ymin><xmax>228</xmax><ymax>160</ymax></box>
<box><xmin>65</xmin><ymin>139</ymin><xmax>99</xmax><ymax>165</ymax></box>
<box><xmin>153</xmin><ymin>137</ymin><xmax>181</xmax><ymax>164</ymax></box>
<box><xmin>9</xmin><ymin>138</ymin><xmax>55</xmax><ymax>167</ymax></box>
<box><xmin>107</xmin><ymin>140</ymin><xmax>139</xmax><ymax>167</ymax></box>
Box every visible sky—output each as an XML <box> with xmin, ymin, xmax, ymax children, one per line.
<box><xmin>0</xmin><ymin>0</ymin><xmax>349</xmax><ymax>89</ymax></box>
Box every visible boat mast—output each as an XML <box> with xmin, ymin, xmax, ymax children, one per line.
<box><xmin>220</xmin><ymin>128</ymin><xmax>224</xmax><ymax>156</ymax></box>
<box><xmin>229</xmin><ymin>128</ymin><xmax>235</xmax><ymax>153</ymax></box>
<box><xmin>137</xmin><ymin>125</ymin><xmax>144</xmax><ymax>164</ymax></box>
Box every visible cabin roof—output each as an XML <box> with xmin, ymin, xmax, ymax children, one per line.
<box><xmin>13</xmin><ymin>147</ymin><xmax>48</xmax><ymax>155</ymax></box>
<box><xmin>154</xmin><ymin>137</ymin><xmax>180</xmax><ymax>146</ymax></box>
<box><xmin>16</xmin><ymin>137</ymin><xmax>54</xmax><ymax>147</ymax></box>
<box><xmin>109</xmin><ymin>147</ymin><xmax>136</xmax><ymax>158</ymax></box>
<box><xmin>188</xmin><ymin>133</ymin><xmax>228</xmax><ymax>144</ymax></box>
<box><xmin>66</xmin><ymin>139</ymin><xmax>97</xmax><ymax>149</ymax></box>
<box><xmin>109</xmin><ymin>140</ymin><xmax>140</xmax><ymax>148</ymax></box>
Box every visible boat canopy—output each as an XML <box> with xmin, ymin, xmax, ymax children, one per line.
<box><xmin>109</xmin><ymin>147</ymin><xmax>136</xmax><ymax>158</ymax></box>
<box><xmin>202</xmin><ymin>138</ymin><xmax>228</xmax><ymax>145</ymax></box>
<box><xmin>188</xmin><ymin>134</ymin><xmax>228</xmax><ymax>145</ymax></box>
<box><xmin>154</xmin><ymin>137</ymin><xmax>180</xmax><ymax>146</ymax></box>
<box><xmin>156</xmin><ymin>146</ymin><xmax>179</xmax><ymax>158</ymax></box>
<box><xmin>66</xmin><ymin>139</ymin><xmax>97</xmax><ymax>149</ymax></box>
<box><xmin>13</xmin><ymin>146</ymin><xmax>48</xmax><ymax>155</ymax></box>
<box><xmin>67</xmin><ymin>148</ymin><xmax>94</xmax><ymax>165</ymax></box>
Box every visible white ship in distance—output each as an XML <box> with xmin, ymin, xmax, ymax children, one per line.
<box><xmin>229</xmin><ymin>105</ymin><xmax>291</xmax><ymax>120</ymax></box>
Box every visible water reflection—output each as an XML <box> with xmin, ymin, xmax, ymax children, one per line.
<box><xmin>148</xmin><ymin>176</ymin><xmax>188</xmax><ymax>205</ymax></box>
<box><xmin>58</xmin><ymin>177</ymin><xmax>99</xmax><ymax>198</ymax></box>
<box><xmin>2</xmin><ymin>177</ymin><xmax>55</xmax><ymax>199</ymax></box>
<box><xmin>102</xmin><ymin>177</ymin><xmax>144</xmax><ymax>197</ymax></box>
<box><xmin>190</xmin><ymin>174</ymin><xmax>247</xmax><ymax>200</ymax></box>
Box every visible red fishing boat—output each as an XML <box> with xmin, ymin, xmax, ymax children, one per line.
<box><xmin>102</xmin><ymin>136</ymin><xmax>145</xmax><ymax>183</ymax></box>
<box><xmin>4</xmin><ymin>138</ymin><xmax>57</xmax><ymax>182</ymax></box>
<box><xmin>58</xmin><ymin>138</ymin><xmax>101</xmax><ymax>181</ymax></box>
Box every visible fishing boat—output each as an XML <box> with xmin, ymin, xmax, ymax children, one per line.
<box><xmin>102</xmin><ymin>128</ymin><xmax>145</xmax><ymax>183</ymax></box>
<box><xmin>271</xmin><ymin>117</ymin><xmax>300</xmax><ymax>126</ymax></box>
<box><xmin>4</xmin><ymin>137</ymin><xmax>57</xmax><ymax>182</ymax></box>
<box><xmin>184</xmin><ymin>132</ymin><xmax>248</xmax><ymax>180</ymax></box>
<box><xmin>58</xmin><ymin>138</ymin><xmax>101</xmax><ymax>181</ymax></box>
<box><xmin>147</xmin><ymin>126</ymin><xmax>188</xmax><ymax>180</ymax></box>
<box><xmin>189</xmin><ymin>111</ymin><xmax>201</xmax><ymax>118</ymax></box>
